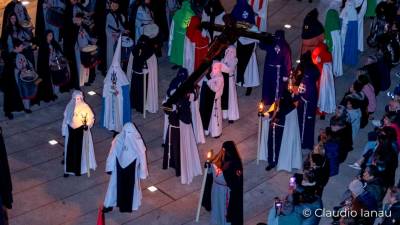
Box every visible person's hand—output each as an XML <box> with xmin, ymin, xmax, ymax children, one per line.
<box><xmin>283</xmin><ymin>76</ymin><xmax>288</xmax><ymax>82</ymax></box>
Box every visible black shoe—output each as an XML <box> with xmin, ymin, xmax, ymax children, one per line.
<box><xmin>5</xmin><ymin>112</ymin><xmax>14</xmax><ymax>120</ymax></box>
<box><xmin>161</xmin><ymin>143</ymin><xmax>165</xmax><ymax>147</ymax></box>
<box><xmin>102</xmin><ymin>206</ymin><xmax>113</xmax><ymax>213</ymax></box>
<box><xmin>265</xmin><ymin>164</ymin><xmax>275</xmax><ymax>171</ymax></box>
<box><xmin>320</xmin><ymin>115</ymin><xmax>325</xmax><ymax>120</ymax></box>
<box><xmin>24</xmin><ymin>109</ymin><xmax>32</xmax><ymax>114</ymax></box>
<box><xmin>308</xmin><ymin>0</ymin><xmax>312</xmax><ymax>2</ymax></box>
<box><xmin>245</xmin><ymin>87</ymin><xmax>252</xmax><ymax>96</ymax></box>
<box><xmin>228</xmin><ymin>120</ymin><xmax>234</xmax><ymax>124</ymax></box>
<box><xmin>61</xmin><ymin>159</ymin><xmax>64</xmax><ymax>165</ymax></box>
<box><xmin>171</xmin><ymin>65</ymin><xmax>180</xmax><ymax>70</ymax></box>
<box><xmin>214</xmin><ymin>135</ymin><xmax>221</xmax><ymax>139</ymax></box>
<box><xmin>63</xmin><ymin>173</ymin><xmax>69</xmax><ymax>178</ymax></box>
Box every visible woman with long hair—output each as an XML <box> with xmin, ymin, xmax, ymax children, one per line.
<box><xmin>35</xmin><ymin>30</ymin><xmax>67</xmax><ymax>103</ymax></box>
<box><xmin>202</xmin><ymin>141</ymin><xmax>244</xmax><ymax>225</ymax></box>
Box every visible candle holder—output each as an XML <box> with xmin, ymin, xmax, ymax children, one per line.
<box><xmin>81</xmin><ymin>112</ymin><xmax>88</xmax><ymax>130</ymax></box>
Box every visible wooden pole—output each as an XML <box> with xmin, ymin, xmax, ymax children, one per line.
<box><xmin>143</xmin><ymin>73</ymin><xmax>147</xmax><ymax>119</ymax></box>
<box><xmin>257</xmin><ymin>115</ymin><xmax>262</xmax><ymax>165</ymax></box>
<box><xmin>195</xmin><ymin>150</ymin><xmax>213</xmax><ymax>222</ymax></box>
<box><xmin>84</xmin><ymin>131</ymin><xmax>90</xmax><ymax>177</ymax></box>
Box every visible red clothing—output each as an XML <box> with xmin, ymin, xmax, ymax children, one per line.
<box><xmin>301</xmin><ymin>34</ymin><xmax>324</xmax><ymax>55</ymax></box>
<box><xmin>186</xmin><ymin>16</ymin><xmax>209</xmax><ymax>70</ymax></box>
<box><xmin>388</xmin><ymin>124</ymin><xmax>400</xmax><ymax>151</ymax></box>
<box><xmin>311</xmin><ymin>43</ymin><xmax>333</xmax><ymax>72</ymax></box>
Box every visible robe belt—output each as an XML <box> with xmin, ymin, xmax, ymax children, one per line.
<box><xmin>272</xmin><ymin>122</ymin><xmax>284</xmax><ymax>158</ymax></box>
<box><xmin>138</xmin><ymin>19</ymin><xmax>153</xmax><ymax>24</ymax></box>
<box><xmin>272</xmin><ymin>122</ymin><xmax>284</xmax><ymax>128</ymax></box>
<box><xmin>195</xmin><ymin>45</ymin><xmax>208</xmax><ymax>49</ymax></box>
<box><xmin>267</xmin><ymin>64</ymin><xmax>282</xmax><ymax>68</ymax></box>
<box><xmin>132</xmin><ymin>70</ymin><xmax>148</xmax><ymax>75</ymax></box>
<box><xmin>169</xmin><ymin>124</ymin><xmax>179</xmax><ymax>129</ymax></box>
<box><xmin>300</xmin><ymin>96</ymin><xmax>308</xmax><ymax>144</ymax></box>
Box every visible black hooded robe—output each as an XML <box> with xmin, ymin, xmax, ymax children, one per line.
<box><xmin>199</xmin><ymin>73</ymin><xmax>216</xmax><ymax>131</ymax></box>
<box><xmin>2</xmin><ymin>52</ymin><xmax>24</xmax><ymax>114</ymax></box>
<box><xmin>33</xmin><ymin>40</ymin><xmax>64</xmax><ymax>104</ymax></box>
<box><xmin>65</xmin><ymin>125</ymin><xmax>84</xmax><ymax>176</ymax></box>
<box><xmin>61</xmin><ymin>1</ymin><xmax>79</xmax><ymax>91</ymax></box>
<box><xmin>0</xmin><ymin>127</ymin><xmax>13</xmax><ymax>210</ymax></box>
<box><xmin>130</xmin><ymin>37</ymin><xmax>153</xmax><ymax>113</ymax></box>
<box><xmin>116</xmin><ymin>159</ymin><xmax>136</xmax><ymax>212</ymax></box>
<box><xmin>35</xmin><ymin>0</ymin><xmax>46</xmax><ymax>43</ymax></box>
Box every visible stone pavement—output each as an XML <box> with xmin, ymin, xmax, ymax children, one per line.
<box><xmin>0</xmin><ymin>0</ymin><xmax>398</xmax><ymax>224</ymax></box>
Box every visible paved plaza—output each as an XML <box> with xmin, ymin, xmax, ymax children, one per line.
<box><xmin>0</xmin><ymin>0</ymin><xmax>398</xmax><ymax>224</ymax></box>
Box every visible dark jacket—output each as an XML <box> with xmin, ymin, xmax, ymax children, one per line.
<box><xmin>381</xmin><ymin>202</ymin><xmax>400</xmax><ymax>225</ymax></box>
<box><xmin>364</xmin><ymin>178</ymin><xmax>385</xmax><ymax>208</ymax></box>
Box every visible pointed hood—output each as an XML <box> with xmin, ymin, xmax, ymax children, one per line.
<box><xmin>302</xmin><ymin>8</ymin><xmax>324</xmax><ymax>39</ymax></box>
<box><xmin>103</xmin><ymin>35</ymin><xmax>129</xmax><ymax>96</ymax></box>
<box><xmin>167</xmin><ymin>67</ymin><xmax>188</xmax><ymax>97</ymax></box>
<box><xmin>231</xmin><ymin>0</ymin><xmax>256</xmax><ymax>25</ymax></box>
<box><xmin>115</xmin><ymin>122</ymin><xmax>146</xmax><ymax>168</ymax></box>
<box><xmin>325</xmin><ymin>9</ymin><xmax>341</xmax><ymax>52</ymax></box>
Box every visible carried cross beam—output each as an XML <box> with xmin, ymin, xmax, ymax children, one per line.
<box><xmin>162</xmin><ymin>15</ymin><xmax>274</xmax><ymax>111</ymax></box>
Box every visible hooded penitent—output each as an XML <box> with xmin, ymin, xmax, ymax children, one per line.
<box><xmin>102</xmin><ymin>35</ymin><xmax>131</xmax><ymax>132</ymax></box>
<box><xmin>312</xmin><ymin>43</ymin><xmax>336</xmax><ymax>114</ymax></box>
<box><xmin>260</xmin><ymin>29</ymin><xmax>292</xmax><ymax>106</ymax></box>
<box><xmin>103</xmin><ymin>122</ymin><xmax>149</xmax><ymax>212</ymax></box>
<box><xmin>168</xmin><ymin>0</ymin><xmax>195</xmax><ymax>66</ymax></box>
<box><xmin>185</xmin><ymin>16</ymin><xmax>209</xmax><ymax>72</ymax></box>
<box><xmin>62</xmin><ymin>90</ymin><xmax>97</xmax><ymax>176</ymax></box>
<box><xmin>301</xmin><ymin>8</ymin><xmax>325</xmax><ymax>54</ymax></box>
<box><xmin>325</xmin><ymin>9</ymin><xmax>341</xmax><ymax>52</ymax></box>
<box><xmin>340</xmin><ymin>0</ymin><xmax>358</xmax><ymax>66</ymax></box>
<box><xmin>302</xmin><ymin>8</ymin><xmax>324</xmax><ymax>40</ymax></box>
<box><xmin>324</xmin><ymin>8</ymin><xmax>343</xmax><ymax>77</ymax></box>
<box><xmin>163</xmin><ymin>67</ymin><xmax>202</xmax><ymax>184</ymax></box>
<box><xmin>128</xmin><ymin>35</ymin><xmax>158</xmax><ymax>114</ymax></box>
<box><xmin>200</xmin><ymin>61</ymin><xmax>225</xmax><ymax>137</ymax></box>
<box><xmin>221</xmin><ymin>45</ymin><xmax>240</xmax><ymax>121</ymax></box>
<box><xmin>231</xmin><ymin>0</ymin><xmax>256</xmax><ymax>25</ymax></box>
<box><xmin>297</xmin><ymin>51</ymin><xmax>320</xmax><ymax>150</ymax></box>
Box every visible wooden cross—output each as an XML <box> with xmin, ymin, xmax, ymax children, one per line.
<box><xmin>162</xmin><ymin>14</ymin><xmax>274</xmax><ymax>111</ymax></box>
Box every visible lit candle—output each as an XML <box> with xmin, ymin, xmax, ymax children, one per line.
<box><xmin>207</xmin><ymin>149</ymin><xmax>213</xmax><ymax>161</ymax></box>
<box><xmin>258</xmin><ymin>101</ymin><xmax>264</xmax><ymax>114</ymax></box>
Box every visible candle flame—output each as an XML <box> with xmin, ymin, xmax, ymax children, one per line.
<box><xmin>258</xmin><ymin>101</ymin><xmax>264</xmax><ymax>113</ymax></box>
<box><xmin>207</xmin><ymin>150</ymin><xmax>213</xmax><ymax>160</ymax></box>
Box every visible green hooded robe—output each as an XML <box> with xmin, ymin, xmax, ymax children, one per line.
<box><xmin>365</xmin><ymin>0</ymin><xmax>377</xmax><ymax>17</ymax></box>
<box><xmin>324</xmin><ymin>9</ymin><xmax>341</xmax><ymax>53</ymax></box>
<box><xmin>169</xmin><ymin>1</ymin><xmax>195</xmax><ymax>66</ymax></box>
